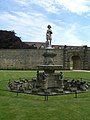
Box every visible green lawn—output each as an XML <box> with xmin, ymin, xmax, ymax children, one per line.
<box><xmin>0</xmin><ymin>70</ymin><xmax>90</xmax><ymax>120</ymax></box>
<box><xmin>63</xmin><ymin>71</ymin><xmax>90</xmax><ymax>80</ymax></box>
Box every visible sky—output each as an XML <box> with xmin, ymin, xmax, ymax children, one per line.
<box><xmin>0</xmin><ymin>0</ymin><xmax>90</xmax><ymax>46</ymax></box>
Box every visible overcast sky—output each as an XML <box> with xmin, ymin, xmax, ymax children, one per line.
<box><xmin>0</xmin><ymin>0</ymin><xmax>90</xmax><ymax>46</ymax></box>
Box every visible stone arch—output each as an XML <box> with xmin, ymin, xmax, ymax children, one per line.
<box><xmin>70</xmin><ymin>55</ymin><xmax>81</xmax><ymax>70</ymax></box>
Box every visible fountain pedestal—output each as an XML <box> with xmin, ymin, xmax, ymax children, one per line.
<box><xmin>36</xmin><ymin>47</ymin><xmax>63</xmax><ymax>94</ymax></box>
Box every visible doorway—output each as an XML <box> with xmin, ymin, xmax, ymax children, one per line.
<box><xmin>70</xmin><ymin>56</ymin><xmax>81</xmax><ymax>70</ymax></box>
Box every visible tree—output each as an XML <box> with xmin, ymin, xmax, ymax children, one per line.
<box><xmin>0</xmin><ymin>30</ymin><xmax>30</xmax><ymax>49</ymax></box>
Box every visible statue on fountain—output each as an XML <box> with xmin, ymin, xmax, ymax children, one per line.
<box><xmin>46</xmin><ymin>25</ymin><xmax>53</xmax><ymax>47</ymax></box>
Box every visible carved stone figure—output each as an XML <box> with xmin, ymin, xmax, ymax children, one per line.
<box><xmin>46</xmin><ymin>25</ymin><xmax>53</xmax><ymax>47</ymax></box>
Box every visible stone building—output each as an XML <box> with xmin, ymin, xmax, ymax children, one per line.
<box><xmin>0</xmin><ymin>42</ymin><xmax>90</xmax><ymax>70</ymax></box>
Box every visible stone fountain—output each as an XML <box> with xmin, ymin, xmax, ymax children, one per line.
<box><xmin>36</xmin><ymin>25</ymin><xmax>63</xmax><ymax>95</ymax></box>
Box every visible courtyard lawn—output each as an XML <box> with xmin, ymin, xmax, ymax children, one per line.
<box><xmin>63</xmin><ymin>70</ymin><xmax>90</xmax><ymax>81</ymax></box>
<box><xmin>0</xmin><ymin>70</ymin><xmax>90</xmax><ymax>120</ymax></box>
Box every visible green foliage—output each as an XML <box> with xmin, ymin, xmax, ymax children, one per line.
<box><xmin>0</xmin><ymin>30</ymin><xmax>30</xmax><ymax>49</ymax></box>
<box><xmin>0</xmin><ymin>70</ymin><xmax>90</xmax><ymax>120</ymax></box>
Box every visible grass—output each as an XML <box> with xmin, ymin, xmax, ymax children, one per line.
<box><xmin>63</xmin><ymin>71</ymin><xmax>90</xmax><ymax>80</ymax></box>
<box><xmin>0</xmin><ymin>70</ymin><xmax>37</xmax><ymax>80</ymax></box>
<box><xmin>0</xmin><ymin>70</ymin><xmax>90</xmax><ymax>120</ymax></box>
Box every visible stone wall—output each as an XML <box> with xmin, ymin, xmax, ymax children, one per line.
<box><xmin>0</xmin><ymin>49</ymin><xmax>63</xmax><ymax>69</ymax></box>
<box><xmin>0</xmin><ymin>46</ymin><xmax>90</xmax><ymax>70</ymax></box>
<box><xmin>88</xmin><ymin>48</ymin><xmax>90</xmax><ymax>69</ymax></box>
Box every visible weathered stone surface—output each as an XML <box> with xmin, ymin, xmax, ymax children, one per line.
<box><xmin>0</xmin><ymin>45</ymin><xmax>90</xmax><ymax>70</ymax></box>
